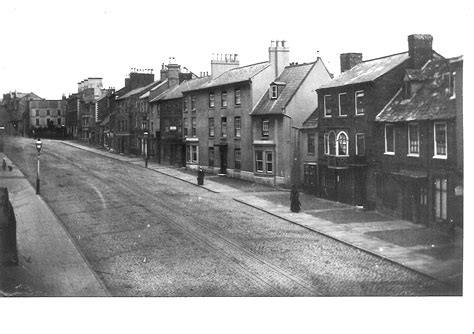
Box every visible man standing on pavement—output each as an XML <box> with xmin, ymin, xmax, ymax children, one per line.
<box><xmin>290</xmin><ymin>185</ymin><xmax>301</xmax><ymax>213</ymax></box>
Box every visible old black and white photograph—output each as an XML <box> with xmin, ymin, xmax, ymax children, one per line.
<box><xmin>0</xmin><ymin>0</ymin><xmax>471</xmax><ymax>333</ymax></box>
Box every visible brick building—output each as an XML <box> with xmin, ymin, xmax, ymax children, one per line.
<box><xmin>316</xmin><ymin>34</ymin><xmax>442</xmax><ymax>208</ymax></box>
<box><xmin>375</xmin><ymin>55</ymin><xmax>463</xmax><ymax>228</ymax></box>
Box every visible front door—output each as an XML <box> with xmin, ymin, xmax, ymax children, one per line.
<box><xmin>417</xmin><ymin>184</ymin><xmax>429</xmax><ymax>224</ymax></box>
<box><xmin>219</xmin><ymin>146</ymin><xmax>227</xmax><ymax>174</ymax></box>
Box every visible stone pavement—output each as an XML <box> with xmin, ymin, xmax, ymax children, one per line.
<box><xmin>61</xmin><ymin>141</ymin><xmax>462</xmax><ymax>292</ymax></box>
<box><xmin>0</xmin><ymin>152</ymin><xmax>108</xmax><ymax>297</ymax></box>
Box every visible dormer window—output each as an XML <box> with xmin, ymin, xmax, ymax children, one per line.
<box><xmin>270</xmin><ymin>85</ymin><xmax>278</xmax><ymax>99</ymax></box>
<box><xmin>404</xmin><ymin>81</ymin><xmax>411</xmax><ymax>99</ymax></box>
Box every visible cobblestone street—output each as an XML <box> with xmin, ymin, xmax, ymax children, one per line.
<box><xmin>3</xmin><ymin>137</ymin><xmax>455</xmax><ymax>296</ymax></box>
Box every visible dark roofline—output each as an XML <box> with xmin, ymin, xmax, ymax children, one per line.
<box><xmin>283</xmin><ymin>60</ymin><xmax>318</xmax><ymax>109</ymax></box>
<box><xmin>359</xmin><ymin>51</ymin><xmax>408</xmax><ymax>64</ymax></box>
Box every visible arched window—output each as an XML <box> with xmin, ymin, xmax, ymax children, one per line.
<box><xmin>329</xmin><ymin>131</ymin><xmax>336</xmax><ymax>155</ymax></box>
<box><xmin>337</xmin><ymin>131</ymin><xmax>349</xmax><ymax>156</ymax></box>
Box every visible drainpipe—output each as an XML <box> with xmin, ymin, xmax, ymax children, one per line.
<box><xmin>274</xmin><ymin>117</ymin><xmax>277</xmax><ymax>187</ymax></box>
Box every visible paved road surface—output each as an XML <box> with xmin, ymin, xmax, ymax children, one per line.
<box><xmin>4</xmin><ymin>137</ymin><xmax>450</xmax><ymax>296</ymax></box>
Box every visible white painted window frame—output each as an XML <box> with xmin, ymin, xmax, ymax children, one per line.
<box><xmin>433</xmin><ymin>122</ymin><xmax>447</xmax><ymax>159</ymax></box>
<box><xmin>338</xmin><ymin>92</ymin><xmax>348</xmax><ymax>117</ymax></box>
<box><xmin>355</xmin><ymin>90</ymin><xmax>365</xmax><ymax>116</ymax></box>
<box><xmin>336</xmin><ymin>131</ymin><xmax>349</xmax><ymax>157</ymax></box>
<box><xmin>384</xmin><ymin>124</ymin><xmax>395</xmax><ymax>155</ymax></box>
<box><xmin>407</xmin><ymin>123</ymin><xmax>420</xmax><ymax>157</ymax></box>
<box><xmin>324</xmin><ymin>95</ymin><xmax>332</xmax><ymax>117</ymax></box>
<box><xmin>355</xmin><ymin>133</ymin><xmax>365</xmax><ymax>156</ymax></box>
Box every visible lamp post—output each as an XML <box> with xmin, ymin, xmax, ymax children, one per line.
<box><xmin>144</xmin><ymin>131</ymin><xmax>149</xmax><ymax>168</ymax></box>
<box><xmin>35</xmin><ymin>139</ymin><xmax>42</xmax><ymax>195</ymax></box>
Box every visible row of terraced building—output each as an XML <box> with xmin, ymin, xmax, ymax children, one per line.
<box><xmin>1</xmin><ymin>35</ymin><xmax>463</xmax><ymax>229</ymax></box>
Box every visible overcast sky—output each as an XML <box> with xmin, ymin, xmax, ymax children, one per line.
<box><xmin>0</xmin><ymin>0</ymin><xmax>470</xmax><ymax>99</ymax></box>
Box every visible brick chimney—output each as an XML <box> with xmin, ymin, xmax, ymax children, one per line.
<box><xmin>211</xmin><ymin>53</ymin><xmax>240</xmax><ymax>78</ymax></box>
<box><xmin>340</xmin><ymin>53</ymin><xmax>363</xmax><ymax>73</ymax></box>
<box><xmin>167</xmin><ymin>62</ymin><xmax>181</xmax><ymax>88</ymax></box>
<box><xmin>408</xmin><ymin>34</ymin><xmax>433</xmax><ymax>69</ymax></box>
<box><xmin>269</xmin><ymin>40</ymin><xmax>290</xmax><ymax>78</ymax></box>
<box><xmin>129</xmin><ymin>70</ymin><xmax>154</xmax><ymax>90</ymax></box>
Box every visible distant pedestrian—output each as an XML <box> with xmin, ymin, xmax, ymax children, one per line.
<box><xmin>2</xmin><ymin>158</ymin><xmax>6</xmax><ymax>171</ymax></box>
<box><xmin>290</xmin><ymin>185</ymin><xmax>301</xmax><ymax>213</ymax></box>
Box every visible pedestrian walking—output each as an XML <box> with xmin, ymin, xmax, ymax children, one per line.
<box><xmin>290</xmin><ymin>185</ymin><xmax>301</xmax><ymax>213</ymax></box>
<box><xmin>2</xmin><ymin>158</ymin><xmax>6</xmax><ymax>171</ymax></box>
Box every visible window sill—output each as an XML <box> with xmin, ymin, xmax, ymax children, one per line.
<box><xmin>220</xmin><ymin>106</ymin><xmax>227</xmax><ymax>109</ymax></box>
<box><xmin>407</xmin><ymin>153</ymin><xmax>419</xmax><ymax>157</ymax></box>
<box><xmin>384</xmin><ymin>152</ymin><xmax>395</xmax><ymax>155</ymax></box>
<box><xmin>338</xmin><ymin>115</ymin><xmax>348</xmax><ymax>118</ymax></box>
<box><xmin>234</xmin><ymin>104</ymin><xmax>241</xmax><ymax>108</ymax></box>
<box><xmin>323</xmin><ymin>115</ymin><xmax>332</xmax><ymax>118</ymax></box>
<box><xmin>355</xmin><ymin>114</ymin><xmax>365</xmax><ymax>117</ymax></box>
<box><xmin>433</xmin><ymin>155</ymin><xmax>447</xmax><ymax>160</ymax></box>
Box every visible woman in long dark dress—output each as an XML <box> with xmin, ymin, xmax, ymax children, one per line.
<box><xmin>290</xmin><ymin>185</ymin><xmax>301</xmax><ymax>213</ymax></box>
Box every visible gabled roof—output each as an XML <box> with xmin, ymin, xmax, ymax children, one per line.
<box><xmin>117</xmin><ymin>79</ymin><xmax>164</xmax><ymax>100</ymax></box>
<box><xmin>185</xmin><ymin>61</ymin><xmax>270</xmax><ymax>92</ymax></box>
<box><xmin>319</xmin><ymin>52</ymin><xmax>410</xmax><ymax>89</ymax></box>
<box><xmin>151</xmin><ymin>76</ymin><xmax>212</xmax><ymax>102</ymax></box>
<box><xmin>302</xmin><ymin>108</ymin><xmax>319</xmax><ymax>129</ymax></box>
<box><xmin>375</xmin><ymin>57</ymin><xmax>461</xmax><ymax>122</ymax></box>
<box><xmin>251</xmin><ymin>62</ymin><xmax>316</xmax><ymax>116</ymax></box>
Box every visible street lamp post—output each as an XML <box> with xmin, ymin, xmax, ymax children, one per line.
<box><xmin>35</xmin><ymin>139</ymin><xmax>42</xmax><ymax>195</ymax></box>
<box><xmin>144</xmin><ymin>131</ymin><xmax>149</xmax><ymax>168</ymax></box>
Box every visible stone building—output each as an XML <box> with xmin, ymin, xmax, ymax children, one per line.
<box><xmin>250</xmin><ymin>59</ymin><xmax>332</xmax><ymax>186</ymax></box>
<box><xmin>181</xmin><ymin>41</ymin><xmax>290</xmax><ymax>182</ymax></box>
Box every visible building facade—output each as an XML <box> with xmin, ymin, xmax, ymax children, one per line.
<box><xmin>316</xmin><ymin>34</ymin><xmax>441</xmax><ymax>208</ymax></box>
<box><xmin>182</xmin><ymin>41</ymin><xmax>289</xmax><ymax>183</ymax></box>
<box><xmin>250</xmin><ymin>59</ymin><xmax>332</xmax><ymax>186</ymax></box>
<box><xmin>27</xmin><ymin>98</ymin><xmax>66</xmax><ymax>138</ymax></box>
<box><xmin>1</xmin><ymin>92</ymin><xmax>42</xmax><ymax>136</ymax></box>
<box><xmin>374</xmin><ymin>56</ymin><xmax>463</xmax><ymax>228</ymax></box>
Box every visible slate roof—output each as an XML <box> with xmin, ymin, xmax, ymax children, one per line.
<box><xmin>319</xmin><ymin>52</ymin><xmax>410</xmax><ymax>89</ymax></box>
<box><xmin>250</xmin><ymin>62</ymin><xmax>316</xmax><ymax>116</ymax></box>
<box><xmin>375</xmin><ymin>57</ymin><xmax>461</xmax><ymax>122</ymax></box>
<box><xmin>117</xmin><ymin>79</ymin><xmax>165</xmax><ymax>100</ymax></box>
<box><xmin>29</xmin><ymin>100</ymin><xmax>63</xmax><ymax>108</ymax></box>
<box><xmin>150</xmin><ymin>76</ymin><xmax>212</xmax><ymax>102</ymax></box>
<box><xmin>185</xmin><ymin>61</ymin><xmax>270</xmax><ymax>92</ymax></box>
<box><xmin>302</xmin><ymin>108</ymin><xmax>319</xmax><ymax>129</ymax></box>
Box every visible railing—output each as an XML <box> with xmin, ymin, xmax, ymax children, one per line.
<box><xmin>326</xmin><ymin>155</ymin><xmax>367</xmax><ymax>168</ymax></box>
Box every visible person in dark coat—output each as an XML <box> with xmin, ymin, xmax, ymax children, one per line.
<box><xmin>290</xmin><ymin>185</ymin><xmax>301</xmax><ymax>213</ymax></box>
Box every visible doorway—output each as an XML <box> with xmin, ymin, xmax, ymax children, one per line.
<box><xmin>219</xmin><ymin>146</ymin><xmax>227</xmax><ymax>174</ymax></box>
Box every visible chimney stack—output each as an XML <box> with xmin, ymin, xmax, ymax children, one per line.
<box><xmin>210</xmin><ymin>52</ymin><xmax>240</xmax><ymax>78</ymax></box>
<box><xmin>340</xmin><ymin>53</ymin><xmax>363</xmax><ymax>73</ymax></box>
<box><xmin>268</xmin><ymin>39</ymin><xmax>290</xmax><ymax>79</ymax></box>
<box><xmin>408</xmin><ymin>34</ymin><xmax>433</xmax><ymax>69</ymax></box>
